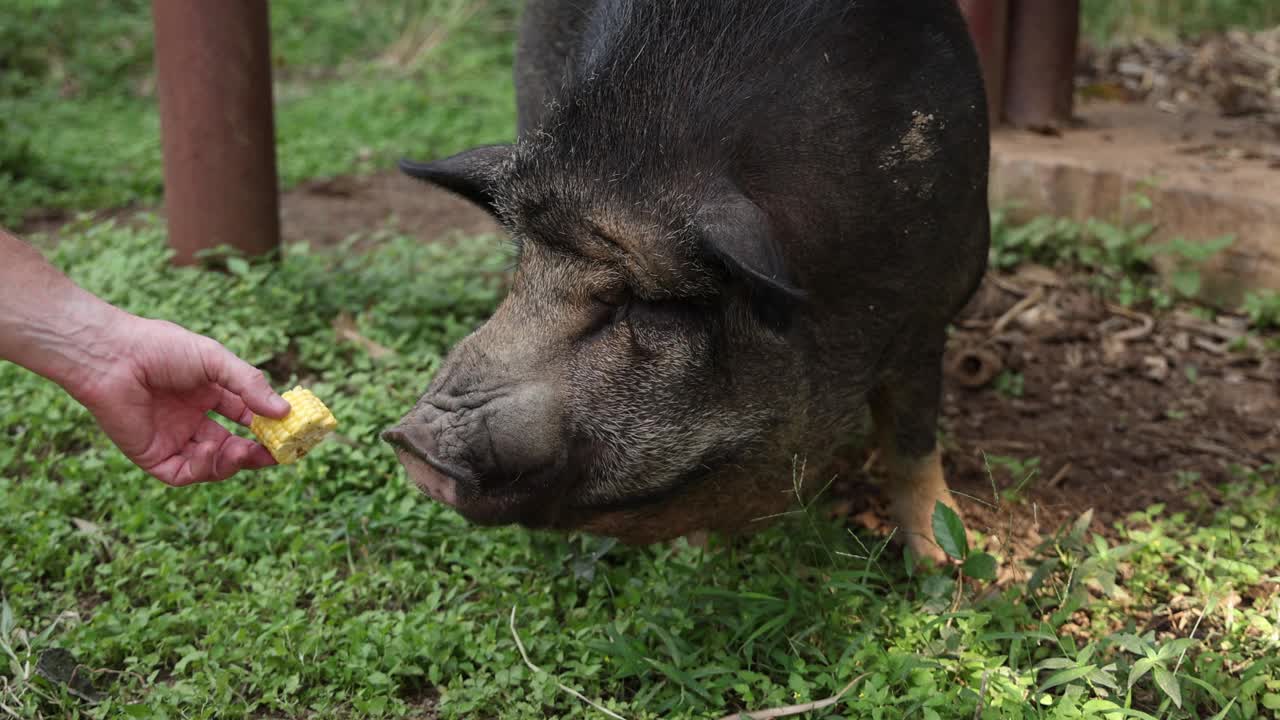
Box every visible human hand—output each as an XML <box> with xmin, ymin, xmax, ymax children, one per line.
<box><xmin>70</xmin><ymin>314</ymin><xmax>292</xmax><ymax>486</ymax></box>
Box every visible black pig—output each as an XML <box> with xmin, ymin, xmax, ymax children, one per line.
<box><xmin>383</xmin><ymin>0</ymin><xmax>991</xmax><ymax>563</ymax></box>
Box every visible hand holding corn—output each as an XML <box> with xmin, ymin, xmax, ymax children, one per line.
<box><xmin>1</xmin><ymin>226</ymin><xmax>320</xmax><ymax>486</ymax></box>
<box><xmin>70</xmin><ymin>318</ymin><xmax>297</xmax><ymax>486</ymax></box>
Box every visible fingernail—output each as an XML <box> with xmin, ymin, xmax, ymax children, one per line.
<box><xmin>272</xmin><ymin>395</ymin><xmax>292</xmax><ymax>415</ymax></box>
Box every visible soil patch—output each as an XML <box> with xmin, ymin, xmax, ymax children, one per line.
<box><xmin>832</xmin><ymin>265</ymin><xmax>1276</xmax><ymax>563</ymax></box>
<box><xmin>17</xmin><ymin>169</ymin><xmax>504</xmax><ymax>250</ymax></box>
<box><xmin>279</xmin><ymin>172</ymin><xmax>503</xmax><ymax>250</ymax></box>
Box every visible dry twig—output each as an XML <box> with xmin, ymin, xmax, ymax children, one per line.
<box><xmin>716</xmin><ymin>673</ymin><xmax>870</xmax><ymax>720</ymax></box>
<box><xmin>992</xmin><ymin>286</ymin><xmax>1045</xmax><ymax>336</ymax></box>
<box><xmin>1104</xmin><ymin>304</ymin><xmax>1155</xmax><ymax>344</ymax></box>
<box><xmin>508</xmin><ymin>606</ymin><xmax>627</xmax><ymax>720</ymax></box>
<box><xmin>989</xmin><ymin>274</ymin><xmax>1031</xmax><ymax>298</ymax></box>
<box><xmin>1047</xmin><ymin>463</ymin><xmax>1073</xmax><ymax>489</ymax></box>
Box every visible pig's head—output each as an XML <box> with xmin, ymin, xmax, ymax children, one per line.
<box><xmin>382</xmin><ymin>140</ymin><xmax>822</xmax><ymax>545</ymax></box>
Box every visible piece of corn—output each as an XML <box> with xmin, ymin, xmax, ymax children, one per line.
<box><xmin>250</xmin><ymin>386</ymin><xmax>339</xmax><ymax>464</ymax></box>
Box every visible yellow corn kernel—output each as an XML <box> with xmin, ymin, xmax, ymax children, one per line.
<box><xmin>250</xmin><ymin>386</ymin><xmax>338</xmax><ymax>464</ymax></box>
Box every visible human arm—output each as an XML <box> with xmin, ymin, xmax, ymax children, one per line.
<box><xmin>0</xmin><ymin>227</ymin><xmax>291</xmax><ymax>485</ymax></box>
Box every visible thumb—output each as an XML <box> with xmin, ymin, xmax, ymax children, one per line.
<box><xmin>199</xmin><ymin>338</ymin><xmax>291</xmax><ymax>419</ymax></box>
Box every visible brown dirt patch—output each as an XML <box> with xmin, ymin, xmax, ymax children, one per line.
<box><xmin>833</xmin><ymin>264</ymin><xmax>1278</xmax><ymax>560</ymax></box>
<box><xmin>16</xmin><ymin>169</ymin><xmax>503</xmax><ymax>250</ymax></box>
<box><xmin>278</xmin><ymin>172</ymin><xmax>502</xmax><ymax>250</ymax></box>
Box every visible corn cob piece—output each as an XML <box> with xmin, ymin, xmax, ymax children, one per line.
<box><xmin>250</xmin><ymin>386</ymin><xmax>338</xmax><ymax>464</ymax></box>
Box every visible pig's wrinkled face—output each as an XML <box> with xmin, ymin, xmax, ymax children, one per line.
<box><xmin>383</xmin><ymin>150</ymin><xmax>809</xmax><ymax>543</ymax></box>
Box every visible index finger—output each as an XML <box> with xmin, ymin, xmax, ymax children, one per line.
<box><xmin>199</xmin><ymin>339</ymin><xmax>291</xmax><ymax>419</ymax></box>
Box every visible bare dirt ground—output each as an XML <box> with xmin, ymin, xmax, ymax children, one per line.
<box><xmin>277</xmin><ymin>173</ymin><xmax>503</xmax><ymax>249</ymax></box>
<box><xmin>838</xmin><ymin>267</ymin><xmax>1278</xmax><ymax>562</ymax></box>
<box><xmin>19</xmin><ymin>170</ymin><xmax>504</xmax><ymax>251</ymax></box>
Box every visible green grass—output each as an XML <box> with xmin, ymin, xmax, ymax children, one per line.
<box><xmin>2</xmin><ymin>220</ymin><xmax>1279</xmax><ymax>719</ymax></box>
<box><xmin>0</xmin><ymin>0</ymin><xmax>519</xmax><ymax>226</ymax></box>
<box><xmin>1081</xmin><ymin>0</ymin><xmax>1280</xmax><ymax>46</ymax></box>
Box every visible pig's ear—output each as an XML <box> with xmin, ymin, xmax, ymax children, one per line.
<box><xmin>696</xmin><ymin>192</ymin><xmax>804</xmax><ymax>304</ymax></box>
<box><xmin>398</xmin><ymin>144</ymin><xmax>512</xmax><ymax>218</ymax></box>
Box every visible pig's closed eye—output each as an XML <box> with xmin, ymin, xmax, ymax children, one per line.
<box><xmin>585</xmin><ymin>289</ymin><xmax>632</xmax><ymax>337</ymax></box>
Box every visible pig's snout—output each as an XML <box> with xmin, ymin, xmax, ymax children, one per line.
<box><xmin>380</xmin><ymin>423</ymin><xmax>463</xmax><ymax>507</ymax></box>
<box><xmin>381</xmin><ymin>382</ymin><xmax>568</xmax><ymax>526</ymax></box>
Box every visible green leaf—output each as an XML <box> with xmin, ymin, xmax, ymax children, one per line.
<box><xmin>0</xmin><ymin>599</ymin><xmax>12</xmax><ymax>636</ymax></box>
<box><xmin>1068</xmin><ymin>509</ymin><xmax>1095</xmax><ymax>546</ymax></box>
<box><xmin>1035</xmin><ymin>664</ymin><xmax>1098</xmax><ymax>696</ymax></box>
<box><xmin>226</xmin><ymin>256</ymin><xmax>250</xmax><ymax>276</ymax></box>
<box><xmin>1208</xmin><ymin>698</ymin><xmax>1239</xmax><ymax>720</ymax></box>
<box><xmin>931</xmin><ymin>501</ymin><xmax>968</xmax><ymax>560</ymax></box>
<box><xmin>643</xmin><ymin>657</ymin><xmax>714</xmax><ymax>704</ymax></box>
<box><xmin>1261</xmin><ymin>693</ymin><xmax>1280</xmax><ymax>710</ymax></box>
<box><xmin>1153</xmin><ymin>666</ymin><xmax>1182</xmax><ymax>708</ymax></box>
<box><xmin>172</xmin><ymin>648</ymin><xmax>206</xmax><ymax>674</ymax></box>
<box><xmin>1089</xmin><ymin>219</ymin><xmax>1129</xmax><ymax>250</ymax></box>
<box><xmin>962</xmin><ymin>552</ymin><xmax>997</xmax><ymax>581</ymax></box>
<box><xmin>1127</xmin><ymin>657</ymin><xmax>1156</xmax><ymax>690</ymax></box>
<box><xmin>1089</xmin><ymin>663</ymin><xmax>1120</xmax><ymax>691</ymax></box>
<box><xmin>1028</xmin><ymin>558</ymin><xmax>1059</xmax><ymax>592</ymax></box>
<box><xmin>1081</xmin><ymin>701</ymin><xmax>1161</xmax><ymax>720</ymax></box>
<box><xmin>1034</xmin><ymin>657</ymin><xmax>1079</xmax><ymax>672</ymax></box>
<box><xmin>1129</xmin><ymin>221</ymin><xmax>1156</xmax><ymax>240</ymax></box>
<box><xmin>1127</xmin><ymin>193</ymin><xmax>1154</xmax><ymax>211</ymax></box>
<box><xmin>1157</xmin><ymin>637</ymin><xmax>1196</xmax><ymax>660</ymax></box>
<box><xmin>1170</xmin><ymin>268</ymin><xmax>1201</xmax><ymax>298</ymax></box>
<box><xmin>1076</xmin><ymin>643</ymin><xmax>1096</xmax><ymax>666</ymax></box>
<box><xmin>1110</xmin><ymin>633</ymin><xmax>1148</xmax><ymax>656</ymax></box>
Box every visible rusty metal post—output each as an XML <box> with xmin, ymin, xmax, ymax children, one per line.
<box><xmin>956</xmin><ymin>0</ymin><xmax>1009</xmax><ymax>128</ymax></box>
<box><xmin>152</xmin><ymin>1</ymin><xmax>281</xmax><ymax>266</ymax></box>
<box><xmin>1002</xmin><ymin>0</ymin><xmax>1080</xmax><ymax>129</ymax></box>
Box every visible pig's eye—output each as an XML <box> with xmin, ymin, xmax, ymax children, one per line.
<box><xmin>585</xmin><ymin>288</ymin><xmax>632</xmax><ymax>337</ymax></box>
<box><xmin>594</xmin><ymin>286</ymin><xmax>630</xmax><ymax>308</ymax></box>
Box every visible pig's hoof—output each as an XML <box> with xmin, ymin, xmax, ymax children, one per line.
<box><xmin>895</xmin><ymin>510</ymin><xmax>965</xmax><ymax>568</ymax></box>
<box><xmin>904</xmin><ymin>534</ymin><xmax>955</xmax><ymax>568</ymax></box>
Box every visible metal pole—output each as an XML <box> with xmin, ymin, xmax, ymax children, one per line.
<box><xmin>956</xmin><ymin>0</ymin><xmax>1009</xmax><ymax>128</ymax></box>
<box><xmin>1002</xmin><ymin>0</ymin><xmax>1080</xmax><ymax>129</ymax></box>
<box><xmin>152</xmin><ymin>0</ymin><xmax>281</xmax><ymax>266</ymax></box>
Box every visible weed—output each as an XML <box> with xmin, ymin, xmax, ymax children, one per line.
<box><xmin>984</xmin><ymin>454</ymin><xmax>1041</xmax><ymax>505</ymax></box>
<box><xmin>994</xmin><ymin>370</ymin><xmax>1026</xmax><ymax>399</ymax></box>
<box><xmin>989</xmin><ymin>200</ymin><xmax>1235</xmax><ymax>310</ymax></box>
<box><xmin>1241</xmin><ymin>290</ymin><xmax>1280</xmax><ymax>331</ymax></box>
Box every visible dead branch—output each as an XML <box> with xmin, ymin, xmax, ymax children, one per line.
<box><xmin>508</xmin><ymin>606</ymin><xmax>627</xmax><ymax>720</ymax></box>
<box><xmin>716</xmin><ymin>673</ymin><xmax>870</xmax><ymax>720</ymax></box>
<box><xmin>992</xmin><ymin>286</ymin><xmax>1046</xmax><ymax>336</ymax></box>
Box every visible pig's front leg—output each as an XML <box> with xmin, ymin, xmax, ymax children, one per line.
<box><xmin>867</xmin><ymin>343</ymin><xmax>961</xmax><ymax>566</ymax></box>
